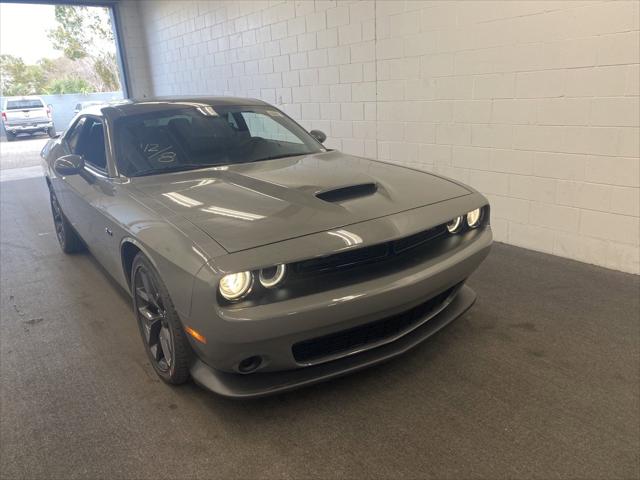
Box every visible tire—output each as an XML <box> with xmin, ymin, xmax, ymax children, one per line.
<box><xmin>5</xmin><ymin>132</ymin><xmax>16</xmax><ymax>142</ymax></box>
<box><xmin>131</xmin><ymin>253</ymin><xmax>192</xmax><ymax>384</ymax></box>
<box><xmin>47</xmin><ymin>127</ymin><xmax>56</xmax><ymax>138</ymax></box>
<box><xmin>49</xmin><ymin>189</ymin><xmax>84</xmax><ymax>253</ymax></box>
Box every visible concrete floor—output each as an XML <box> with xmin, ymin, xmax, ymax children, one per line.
<box><xmin>0</xmin><ymin>136</ymin><xmax>50</xmax><ymax>170</ymax></box>
<box><xmin>1</xmin><ymin>169</ymin><xmax>638</xmax><ymax>479</ymax></box>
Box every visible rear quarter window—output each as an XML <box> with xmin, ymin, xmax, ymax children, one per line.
<box><xmin>6</xmin><ymin>99</ymin><xmax>44</xmax><ymax>110</ymax></box>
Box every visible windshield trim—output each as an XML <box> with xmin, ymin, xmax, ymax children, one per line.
<box><xmin>128</xmin><ymin>152</ymin><xmax>312</xmax><ymax>178</ymax></box>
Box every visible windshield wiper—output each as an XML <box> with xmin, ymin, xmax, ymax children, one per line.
<box><xmin>133</xmin><ymin>163</ymin><xmax>224</xmax><ymax>177</ymax></box>
<box><xmin>255</xmin><ymin>153</ymin><xmax>305</xmax><ymax>162</ymax></box>
<box><xmin>133</xmin><ymin>154</ymin><xmax>308</xmax><ymax>176</ymax></box>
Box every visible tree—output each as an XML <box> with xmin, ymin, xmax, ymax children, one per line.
<box><xmin>93</xmin><ymin>53</ymin><xmax>120</xmax><ymax>92</ymax></box>
<box><xmin>48</xmin><ymin>5</ymin><xmax>120</xmax><ymax>92</ymax></box>
<box><xmin>45</xmin><ymin>77</ymin><xmax>92</xmax><ymax>95</ymax></box>
<box><xmin>0</xmin><ymin>55</ymin><xmax>48</xmax><ymax>96</ymax></box>
<box><xmin>0</xmin><ymin>55</ymin><xmax>93</xmax><ymax>96</ymax></box>
<box><xmin>48</xmin><ymin>6</ymin><xmax>88</xmax><ymax>60</ymax></box>
<box><xmin>0</xmin><ymin>5</ymin><xmax>121</xmax><ymax>96</ymax></box>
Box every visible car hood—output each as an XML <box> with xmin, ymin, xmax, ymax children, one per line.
<box><xmin>129</xmin><ymin>151</ymin><xmax>470</xmax><ymax>253</ymax></box>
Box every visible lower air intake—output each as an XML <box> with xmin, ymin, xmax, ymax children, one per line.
<box><xmin>292</xmin><ymin>284</ymin><xmax>460</xmax><ymax>364</ymax></box>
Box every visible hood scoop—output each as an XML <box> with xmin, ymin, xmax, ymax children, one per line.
<box><xmin>315</xmin><ymin>182</ymin><xmax>378</xmax><ymax>203</ymax></box>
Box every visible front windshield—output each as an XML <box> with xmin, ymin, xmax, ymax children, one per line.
<box><xmin>115</xmin><ymin>105</ymin><xmax>324</xmax><ymax>177</ymax></box>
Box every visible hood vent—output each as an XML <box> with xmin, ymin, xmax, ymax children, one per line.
<box><xmin>315</xmin><ymin>182</ymin><xmax>378</xmax><ymax>203</ymax></box>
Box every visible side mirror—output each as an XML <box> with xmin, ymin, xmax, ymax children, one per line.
<box><xmin>54</xmin><ymin>154</ymin><xmax>84</xmax><ymax>176</ymax></box>
<box><xmin>310</xmin><ymin>129</ymin><xmax>327</xmax><ymax>144</ymax></box>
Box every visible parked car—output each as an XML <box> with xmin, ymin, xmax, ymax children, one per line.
<box><xmin>2</xmin><ymin>96</ymin><xmax>56</xmax><ymax>141</ymax></box>
<box><xmin>74</xmin><ymin>101</ymin><xmax>106</xmax><ymax>114</ymax></box>
<box><xmin>41</xmin><ymin>97</ymin><xmax>492</xmax><ymax>397</ymax></box>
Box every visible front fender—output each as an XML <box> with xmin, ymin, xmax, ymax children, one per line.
<box><xmin>118</xmin><ymin>186</ymin><xmax>227</xmax><ymax>319</ymax></box>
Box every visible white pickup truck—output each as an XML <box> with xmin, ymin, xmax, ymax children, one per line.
<box><xmin>2</xmin><ymin>96</ymin><xmax>56</xmax><ymax>141</ymax></box>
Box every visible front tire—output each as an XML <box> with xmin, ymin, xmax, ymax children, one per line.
<box><xmin>131</xmin><ymin>253</ymin><xmax>192</xmax><ymax>384</ymax></box>
<box><xmin>49</xmin><ymin>189</ymin><xmax>84</xmax><ymax>253</ymax></box>
<box><xmin>47</xmin><ymin>127</ymin><xmax>56</xmax><ymax>138</ymax></box>
<box><xmin>5</xmin><ymin>132</ymin><xmax>16</xmax><ymax>142</ymax></box>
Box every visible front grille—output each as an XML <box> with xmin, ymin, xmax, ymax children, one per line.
<box><xmin>295</xmin><ymin>242</ymin><xmax>390</xmax><ymax>274</ymax></box>
<box><xmin>392</xmin><ymin>224</ymin><xmax>448</xmax><ymax>253</ymax></box>
<box><xmin>294</xmin><ymin>224</ymin><xmax>448</xmax><ymax>275</ymax></box>
<box><xmin>292</xmin><ymin>284</ymin><xmax>459</xmax><ymax>364</ymax></box>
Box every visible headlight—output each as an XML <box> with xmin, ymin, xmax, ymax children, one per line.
<box><xmin>219</xmin><ymin>271</ymin><xmax>253</xmax><ymax>301</ymax></box>
<box><xmin>259</xmin><ymin>264</ymin><xmax>287</xmax><ymax>288</ymax></box>
<box><xmin>467</xmin><ymin>208</ymin><xmax>482</xmax><ymax>228</ymax></box>
<box><xmin>446</xmin><ymin>216</ymin><xmax>463</xmax><ymax>233</ymax></box>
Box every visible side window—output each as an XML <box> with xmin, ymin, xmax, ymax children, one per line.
<box><xmin>240</xmin><ymin>111</ymin><xmax>303</xmax><ymax>144</ymax></box>
<box><xmin>76</xmin><ymin>118</ymin><xmax>107</xmax><ymax>172</ymax></box>
<box><xmin>65</xmin><ymin>117</ymin><xmax>86</xmax><ymax>153</ymax></box>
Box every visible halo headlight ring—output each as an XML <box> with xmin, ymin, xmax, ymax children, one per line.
<box><xmin>259</xmin><ymin>264</ymin><xmax>287</xmax><ymax>288</ymax></box>
<box><xmin>446</xmin><ymin>216</ymin><xmax>463</xmax><ymax>234</ymax></box>
<box><xmin>467</xmin><ymin>208</ymin><xmax>482</xmax><ymax>228</ymax></box>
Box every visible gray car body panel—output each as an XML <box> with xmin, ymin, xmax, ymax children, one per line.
<box><xmin>41</xmin><ymin>96</ymin><xmax>492</xmax><ymax>397</ymax></box>
<box><xmin>190</xmin><ymin>284</ymin><xmax>478</xmax><ymax>398</ymax></box>
<box><xmin>128</xmin><ymin>150</ymin><xmax>471</xmax><ymax>253</ymax></box>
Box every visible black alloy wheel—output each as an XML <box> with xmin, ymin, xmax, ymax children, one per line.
<box><xmin>49</xmin><ymin>189</ymin><xmax>83</xmax><ymax>253</ymax></box>
<box><xmin>132</xmin><ymin>253</ymin><xmax>191</xmax><ymax>384</ymax></box>
<box><xmin>50</xmin><ymin>190</ymin><xmax>65</xmax><ymax>246</ymax></box>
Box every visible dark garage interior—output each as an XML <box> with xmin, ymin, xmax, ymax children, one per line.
<box><xmin>1</xmin><ymin>0</ymin><xmax>638</xmax><ymax>479</ymax></box>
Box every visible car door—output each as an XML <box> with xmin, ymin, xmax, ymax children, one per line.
<box><xmin>51</xmin><ymin>117</ymin><xmax>86</xmax><ymax>217</ymax></box>
<box><xmin>62</xmin><ymin>115</ymin><xmax>122</xmax><ymax>274</ymax></box>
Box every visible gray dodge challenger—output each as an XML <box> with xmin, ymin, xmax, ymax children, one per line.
<box><xmin>41</xmin><ymin>97</ymin><xmax>492</xmax><ymax>398</ymax></box>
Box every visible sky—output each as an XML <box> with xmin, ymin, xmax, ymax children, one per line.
<box><xmin>0</xmin><ymin>3</ymin><xmax>65</xmax><ymax>63</ymax></box>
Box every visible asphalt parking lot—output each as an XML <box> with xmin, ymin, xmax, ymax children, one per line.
<box><xmin>0</xmin><ymin>144</ymin><xmax>638</xmax><ymax>479</ymax></box>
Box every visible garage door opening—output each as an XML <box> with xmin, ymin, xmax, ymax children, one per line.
<box><xmin>0</xmin><ymin>1</ymin><xmax>127</xmax><ymax>147</ymax></box>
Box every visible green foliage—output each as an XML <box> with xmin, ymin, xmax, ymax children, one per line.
<box><xmin>0</xmin><ymin>55</ymin><xmax>93</xmax><ymax>96</ymax></box>
<box><xmin>1</xmin><ymin>5</ymin><xmax>121</xmax><ymax>96</ymax></box>
<box><xmin>0</xmin><ymin>55</ymin><xmax>47</xmax><ymax>96</ymax></box>
<box><xmin>44</xmin><ymin>77</ymin><xmax>92</xmax><ymax>95</ymax></box>
<box><xmin>48</xmin><ymin>6</ymin><xmax>118</xmax><ymax>79</ymax></box>
<box><xmin>48</xmin><ymin>6</ymin><xmax>87</xmax><ymax>60</ymax></box>
<box><xmin>93</xmin><ymin>53</ymin><xmax>120</xmax><ymax>92</ymax></box>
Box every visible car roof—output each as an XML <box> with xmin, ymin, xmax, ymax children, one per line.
<box><xmin>86</xmin><ymin>96</ymin><xmax>271</xmax><ymax>119</ymax></box>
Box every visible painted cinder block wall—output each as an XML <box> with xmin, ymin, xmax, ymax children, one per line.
<box><xmin>117</xmin><ymin>0</ymin><xmax>154</xmax><ymax>98</ymax></box>
<box><xmin>126</xmin><ymin>0</ymin><xmax>639</xmax><ymax>274</ymax></box>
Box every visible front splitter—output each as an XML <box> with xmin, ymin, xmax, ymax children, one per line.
<box><xmin>190</xmin><ymin>285</ymin><xmax>477</xmax><ymax>398</ymax></box>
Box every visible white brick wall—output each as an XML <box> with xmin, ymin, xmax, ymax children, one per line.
<box><xmin>132</xmin><ymin>0</ymin><xmax>639</xmax><ymax>274</ymax></box>
<box><xmin>117</xmin><ymin>0</ymin><xmax>153</xmax><ymax>98</ymax></box>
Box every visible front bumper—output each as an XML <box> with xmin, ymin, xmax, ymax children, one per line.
<box><xmin>188</xmin><ymin>222</ymin><xmax>491</xmax><ymax>368</ymax></box>
<box><xmin>190</xmin><ymin>284</ymin><xmax>477</xmax><ymax>398</ymax></box>
<box><xmin>185</xmin><ymin>208</ymin><xmax>491</xmax><ymax>396</ymax></box>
